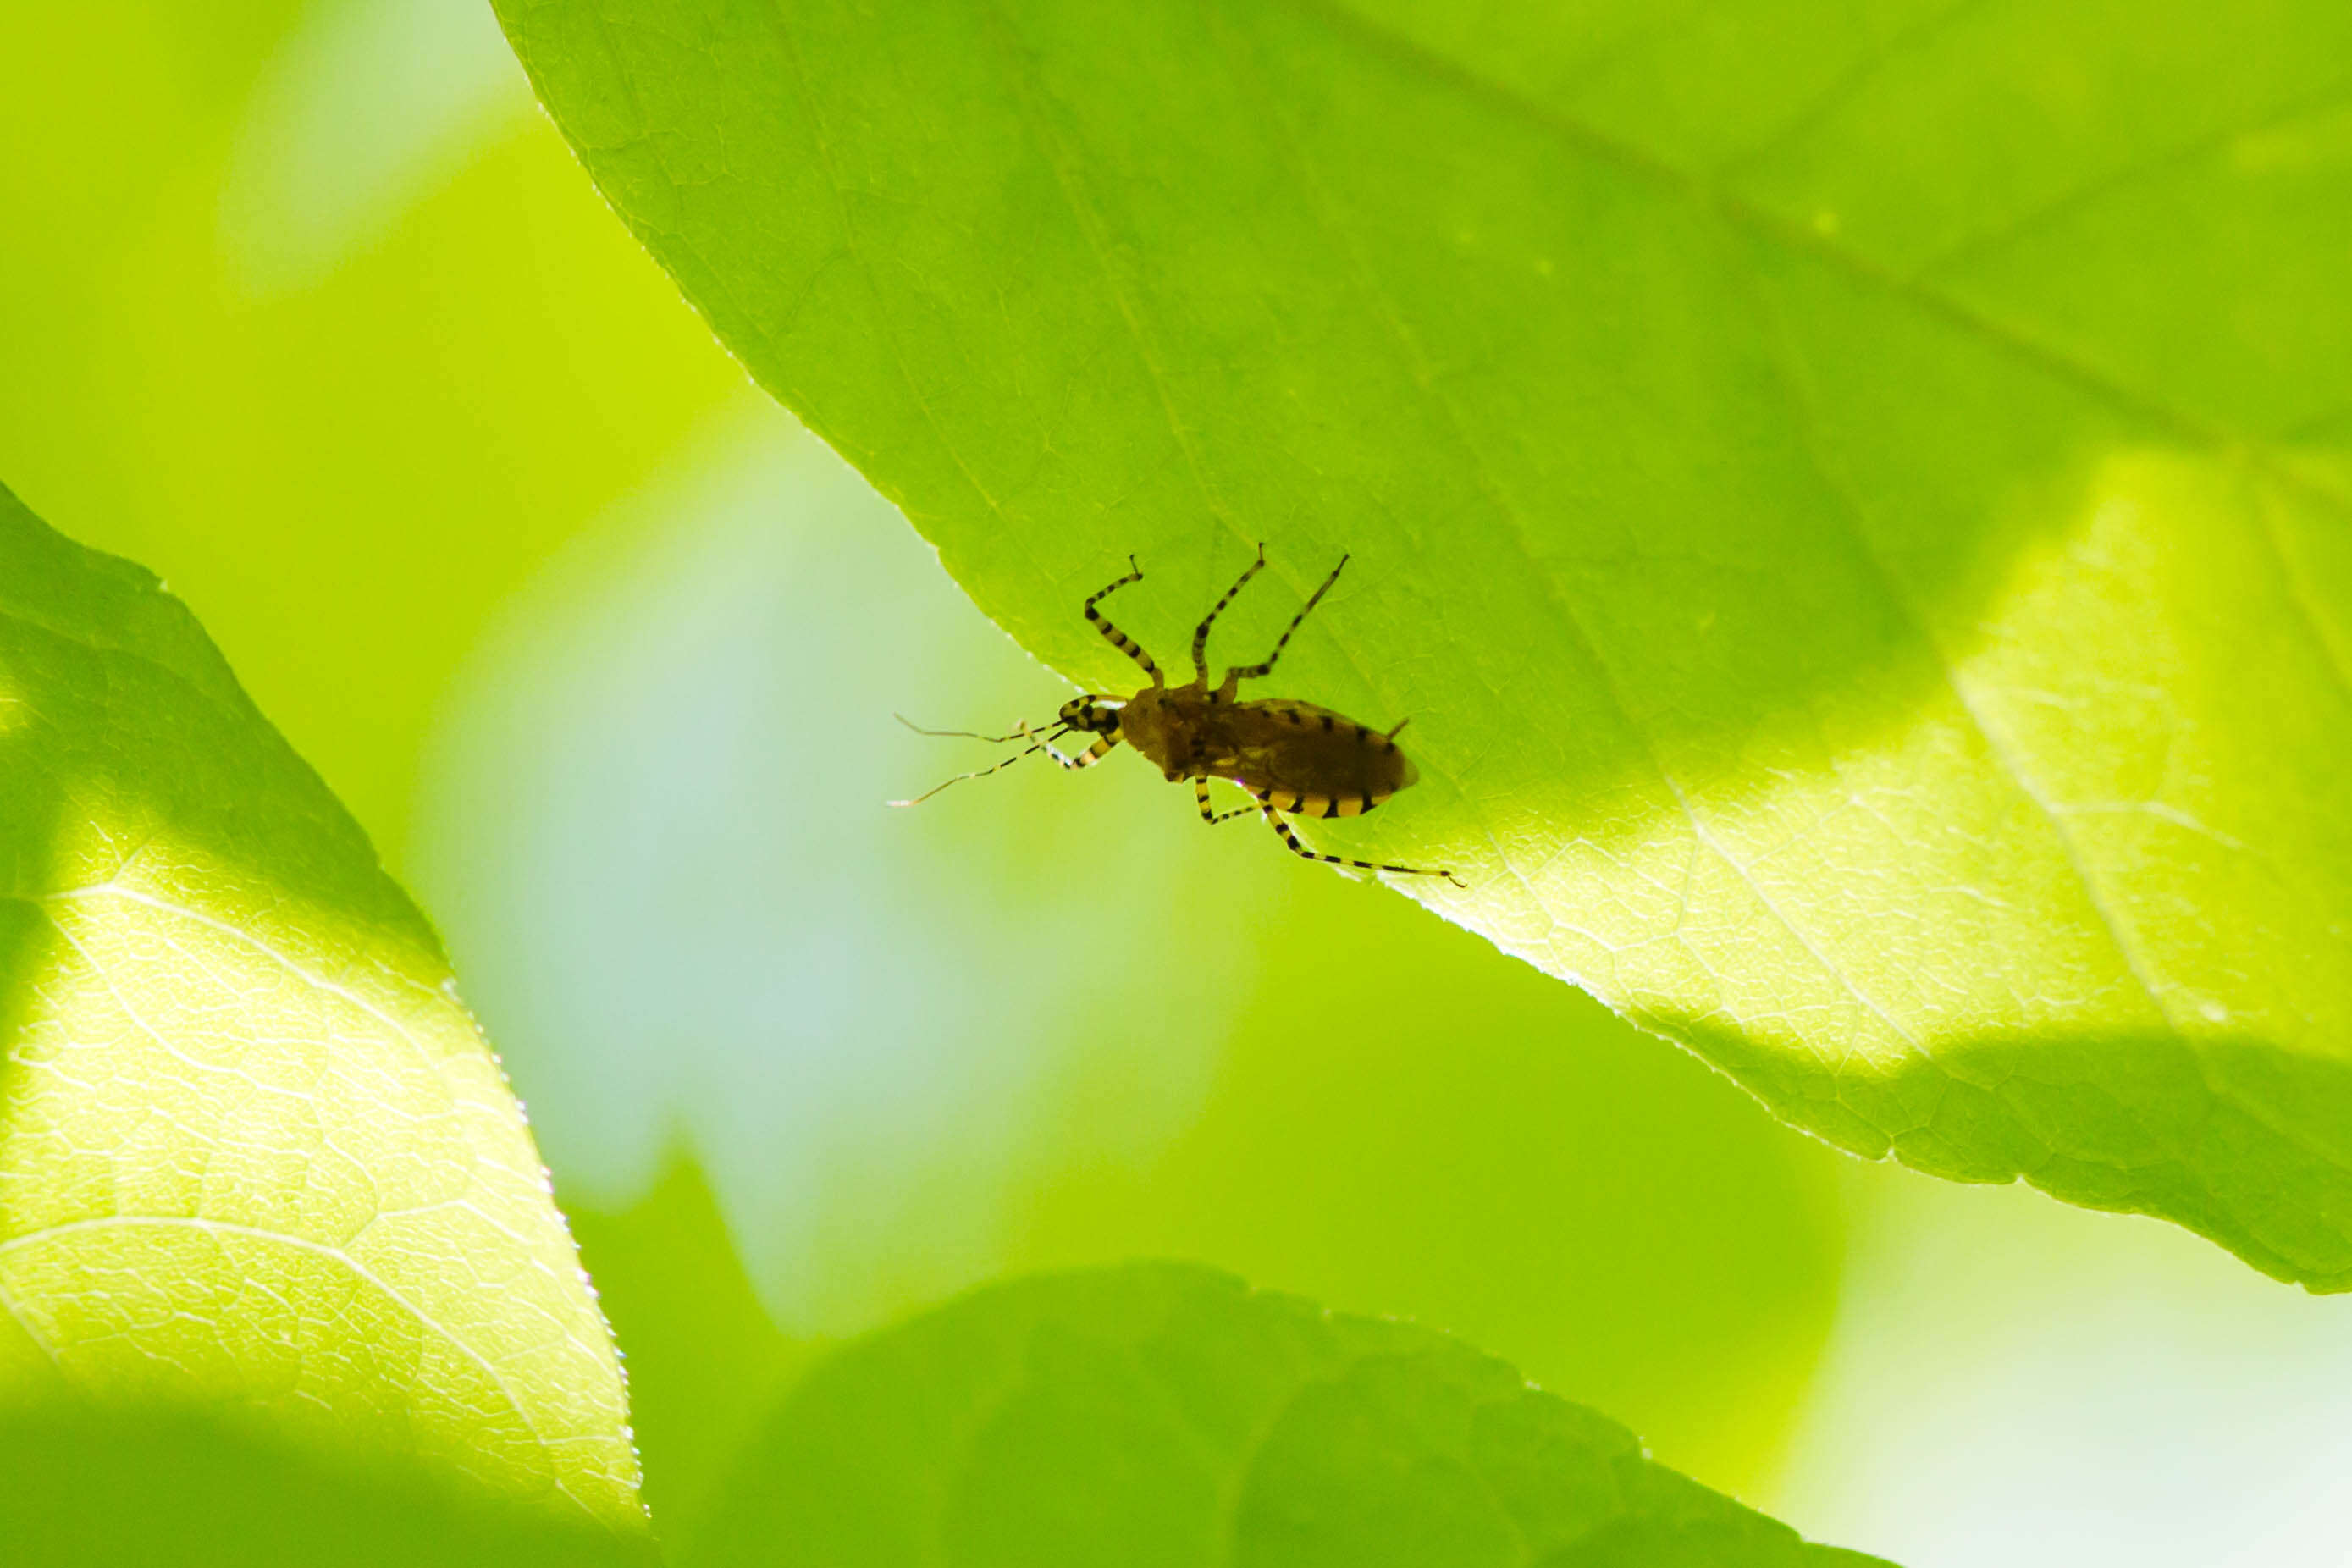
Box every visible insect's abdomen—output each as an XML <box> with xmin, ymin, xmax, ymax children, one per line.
<box><xmin>1213</xmin><ymin>700</ymin><xmax>1417</xmax><ymax>819</ymax></box>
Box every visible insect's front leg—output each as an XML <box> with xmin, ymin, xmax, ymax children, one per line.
<box><xmin>1027</xmin><ymin>722</ymin><xmax>1119</xmax><ymax>770</ymax></box>
<box><xmin>1083</xmin><ymin>557</ymin><xmax>1164</xmax><ymax>687</ymax></box>
<box><xmin>1190</xmin><ymin>542</ymin><xmax>1267</xmax><ymax>682</ymax></box>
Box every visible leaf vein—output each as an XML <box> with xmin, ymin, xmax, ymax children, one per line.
<box><xmin>1744</xmin><ymin>262</ymin><xmax>2193</xmax><ymax>1049</ymax></box>
<box><xmin>1915</xmin><ymin>74</ymin><xmax>2352</xmax><ymax>279</ymax></box>
<box><xmin>1281</xmin><ymin>0</ymin><xmax>2352</xmax><ymax>525</ymax></box>
<box><xmin>0</xmin><ymin>1214</ymin><xmax>555</xmax><ymax>1463</ymax></box>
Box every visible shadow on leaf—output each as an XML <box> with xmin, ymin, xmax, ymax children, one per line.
<box><xmin>0</xmin><ymin>1405</ymin><xmax>654</xmax><ymax>1568</ymax></box>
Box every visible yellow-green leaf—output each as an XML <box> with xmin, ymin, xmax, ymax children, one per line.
<box><xmin>497</xmin><ymin>0</ymin><xmax>2352</xmax><ymax>1286</ymax></box>
<box><xmin>0</xmin><ymin>483</ymin><xmax>639</xmax><ymax>1524</ymax></box>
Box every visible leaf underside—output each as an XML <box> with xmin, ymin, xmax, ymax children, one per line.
<box><xmin>0</xmin><ymin>484</ymin><xmax>640</xmax><ymax>1523</ymax></box>
<box><xmin>496</xmin><ymin>0</ymin><xmax>2352</xmax><ymax>1284</ymax></box>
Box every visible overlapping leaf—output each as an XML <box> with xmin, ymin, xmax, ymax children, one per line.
<box><xmin>694</xmin><ymin>1262</ymin><xmax>1891</xmax><ymax>1566</ymax></box>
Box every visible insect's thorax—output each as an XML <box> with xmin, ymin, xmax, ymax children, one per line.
<box><xmin>1111</xmin><ymin>685</ymin><xmax>1205</xmax><ymax>780</ymax></box>
<box><xmin>1118</xmin><ymin>684</ymin><xmax>1416</xmax><ymax>813</ymax></box>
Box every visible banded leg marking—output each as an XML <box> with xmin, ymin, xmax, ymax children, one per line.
<box><xmin>1258</xmin><ymin>787</ymin><xmax>1374</xmax><ymax>819</ymax></box>
<box><xmin>1191</xmin><ymin>542</ymin><xmax>1267</xmax><ymax>680</ymax></box>
<box><xmin>1224</xmin><ymin>553</ymin><xmax>1347</xmax><ymax>686</ymax></box>
<box><xmin>1049</xmin><ymin>734</ymin><xmax>1119</xmax><ymax>770</ymax></box>
<box><xmin>1259</xmin><ymin>804</ymin><xmax>1462</xmax><ymax>886</ymax></box>
<box><xmin>1195</xmin><ymin>776</ymin><xmax>1255</xmax><ymax>825</ymax></box>
<box><xmin>1084</xmin><ymin>555</ymin><xmax>1162</xmax><ymax>685</ymax></box>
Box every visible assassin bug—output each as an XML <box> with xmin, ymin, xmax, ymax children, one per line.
<box><xmin>894</xmin><ymin>546</ymin><xmax>1462</xmax><ymax>886</ymax></box>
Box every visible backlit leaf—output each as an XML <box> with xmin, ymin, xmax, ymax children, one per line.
<box><xmin>497</xmin><ymin>0</ymin><xmax>2352</xmax><ymax>1285</ymax></box>
<box><xmin>0</xmin><ymin>483</ymin><xmax>640</xmax><ymax>1524</ymax></box>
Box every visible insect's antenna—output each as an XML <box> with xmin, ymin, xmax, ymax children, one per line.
<box><xmin>887</xmin><ymin>726</ymin><xmax>1070</xmax><ymax>807</ymax></box>
<box><xmin>896</xmin><ymin>713</ymin><xmax>1035</xmax><ymax>744</ymax></box>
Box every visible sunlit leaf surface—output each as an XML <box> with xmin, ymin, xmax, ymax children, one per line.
<box><xmin>499</xmin><ymin>0</ymin><xmax>2352</xmax><ymax>1284</ymax></box>
<box><xmin>0</xmin><ymin>486</ymin><xmax>639</xmax><ymax>1524</ymax></box>
<box><xmin>695</xmin><ymin>1262</ymin><xmax>1891</xmax><ymax>1567</ymax></box>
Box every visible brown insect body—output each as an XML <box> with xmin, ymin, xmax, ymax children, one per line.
<box><xmin>897</xmin><ymin>545</ymin><xmax>1458</xmax><ymax>884</ymax></box>
<box><xmin>1120</xmin><ymin>687</ymin><xmax>1416</xmax><ymax>820</ymax></box>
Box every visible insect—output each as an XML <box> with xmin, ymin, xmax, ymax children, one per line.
<box><xmin>894</xmin><ymin>545</ymin><xmax>1461</xmax><ymax>886</ymax></box>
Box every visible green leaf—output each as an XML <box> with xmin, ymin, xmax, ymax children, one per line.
<box><xmin>0</xmin><ymin>483</ymin><xmax>640</xmax><ymax>1524</ymax></box>
<box><xmin>692</xmin><ymin>1262</ymin><xmax>1890</xmax><ymax>1567</ymax></box>
<box><xmin>496</xmin><ymin>0</ymin><xmax>2352</xmax><ymax>1285</ymax></box>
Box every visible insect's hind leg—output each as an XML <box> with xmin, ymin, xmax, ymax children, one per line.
<box><xmin>1221</xmin><ymin>553</ymin><xmax>1347</xmax><ymax>692</ymax></box>
<box><xmin>1084</xmin><ymin>555</ymin><xmax>1163</xmax><ymax>686</ymax></box>
<box><xmin>1190</xmin><ymin>542</ymin><xmax>1267</xmax><ymax>681</ymax></box>
<box><xmin>1261</xmin><ymin>804</ymin><xmax>1463</xmax><ymax>886</ymax></box>
<box><xmin>1195</xmin><ymin>777</ymin><xmax>1255</xmax><ymax>825</ymax></box>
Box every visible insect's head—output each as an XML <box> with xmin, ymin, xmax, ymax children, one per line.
<box><xmin>1057</xmin><ymin>694</ymin><xmax>1123</xmax><ymax>735</ymax></box>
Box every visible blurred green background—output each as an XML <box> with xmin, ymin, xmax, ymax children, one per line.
<box><xmin>6</xmin><ymin>3</ymin><xmax>2351</xmax><ymax>1565</ymax></box>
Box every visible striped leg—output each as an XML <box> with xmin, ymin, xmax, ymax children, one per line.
<box><xmin>1084</xmin><ymin>556</ymin><xmax>1162</xmax><ymax>685</ymax></box>
<box><xmin>1195</xmin><ymin>776</ymin><xmax>1255</xmax><ymax>825</ymax></box>
<box><xmin>1222</xmin><ymin>553</ymin><xmax>1347</xmax><ymax>689</ymax></box>
<box><xmin>1190</xmin><ymin>542</ymin><xmax>1267</xmax><ymax>680</ymax></box>
<box><xmin>1260</xmin><ymin>803</ymin><xmax>1463</xmax><ymax>886</ymax></box>
<box><xmin>1043</xmin><ymin>733</ymin><xmax>1120</xmax><ymax>770</ymax></box>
